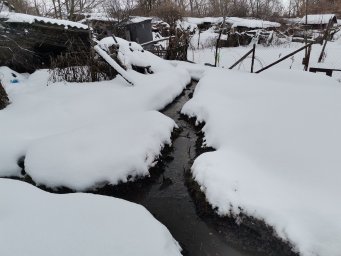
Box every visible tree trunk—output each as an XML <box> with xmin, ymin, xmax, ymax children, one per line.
<box><xmin>0</xmin><ymin>82</ymin><xmax>9</xmax><ymax>110</ymax></box>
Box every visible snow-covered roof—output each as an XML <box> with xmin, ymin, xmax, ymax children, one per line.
<box><xmin>129</xmin><ymin>16</ymin><xmax>152</xmax><ymax>24</ymax></box>
<box><xmin>184</xmin><ymin>17</ymin><xmax>223</xmax><ymax>25</ymax></box>
<box><xmin>0</xmin><ymin>12</ymin><xmax>89</xmax><ymax>29</ymax></box>
<box><xmin>300</xmin><ymin>14</ymin><xmax>337</xmax><ymax>25</ymax></box>
<box><xmin>183</xmin><ymin>16</ymin><xmax>280</xmax><ymax>29</ymax></box>
<box><xmin>228</xmin><ymin>17</ymin><xmax>281</xmax><ymax>28</ymax></box>
<box><xmin>78</xmin><ymin>12</ymin><xmax>118</xmax><ymax>23</ymax></box>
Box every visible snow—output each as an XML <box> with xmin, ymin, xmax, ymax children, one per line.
<box><xmin>127</xmin><ymin>16</ymin><xmax>152</xmax><ymax>24</ymax></box>
<box><xmin>188</xmin><ymin>42</ymin><xmax>341</xmax><ymax>82</ymax></box>
<box><xmin>98</xmin><ymin>36</ymin><xmax>174</xmax><ymax>73</ymax></box>
<box><xmin>0</xmin><ymin>1</ymin><xmax>11</xmax><ymax>12</ymax></box>
<box><xmin>181</xmin><ymin>67</ymin><xmax>341</xmax><ymax>256</ymax></box>
<box><xmin>300</xmin><ymin>14</ymin><xmax>336</xmax><ymax>25</ymax></box>
<box><xmin>182</xmin><ymin>16</ymin><xmax>280</xmax><ymax>29</ymax></box>
<box><xmin>0</xmin><ymin>178</ymin><xmax>182</xmax><ymax>256</ymax></box>
<box><xmin>0</xmin><ymin>38</ymin><xmax>190</xmax><ymax>190</ymax></box>
<box><xmin>94</xmin><ymin>45</ymin><xmax>136</xmax><ymax>85</ymax></box>
<box><xmin>184</xmin><ymin>17</ymin><xmax>223</xmax><ymax>26</ymax></box>
<box><xmin>78</xmin><ymin>12</ymin><xmax>118</xmax><ymax>23</ymax></box>
<box><xmin>0</xmin><ymin>12</ymin><xmax>88</xmax><ymax>29</ymax></box>
<box><xmin>228</xmin><ymin>17</ymin><xmax>280</xmax><ymax>29</ymax></box>
<box><xmin>0</xmin><ymin>66</ymin><xmax>27</xmax><ymax>87</ymax></box>
<box><xmin>189</xmin><ymin>28</ymin><xmax>227</xmax><ymax>49</ymax></box>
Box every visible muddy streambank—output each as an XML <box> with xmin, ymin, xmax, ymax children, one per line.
<box><xmin>10</xmin><ymin>81</ymin><xmax>298</xmax><ymax>256</ymax></box>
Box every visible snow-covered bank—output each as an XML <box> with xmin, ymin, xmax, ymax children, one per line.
<box><xmin>0</xmin><ymin>178</ymin><xmax>182</xmax><ymax>256</ymax></box>
<box><xmin>182</xmin><ymin>68</ymin><xmax>341</xmax><ymax>256</ymax></box>
<box><xmin>0</xmin><ymin>47</ymin><xmax>190</xmax><ymax>190</ymax></box>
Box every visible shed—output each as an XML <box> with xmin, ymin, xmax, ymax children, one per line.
<box><xmin>300</xmin><ymin>14</ymin><xmax>337</xmax><ymax>29</ymax></box>
<box><xmin>0</xmin><ymin>12</ymin><xmax>90</xmax><ymax>72</ymax></box>
<box><xmin>119</xmin><ymin>17</ymin><xmax>153</xmax><ymax>44</ymax></box>
<box><xmin>229</xmin><ymin>18</ymin><xmax>281</xmax><ymax>33</ymax></box>
<box><xmin>77</xmin><ymin>12</ymin><xmax>118</xmax><ymax>39</ymax></box>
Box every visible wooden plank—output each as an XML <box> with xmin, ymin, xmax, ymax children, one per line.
<box><xmin>255</xmin><ymin>42</ymin><xmax>314</xmax><ymax>74</ymax></box>
<box><xmin>140</xmin><ymin>37</ymin><xmax>174</xmax><ymax>47</ymax></box>
<box><xmin>229</xmin><ymin>47</ymin><xmax>254</xmax><ymax>70</ymax></box>
<box><xmin>251</xmin><ymin>44</ymin><xmax>256</xmax><ymax>73</ymax></box>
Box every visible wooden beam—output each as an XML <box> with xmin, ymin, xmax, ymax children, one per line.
<box><xmin>255</xmin><ymin>42</ymin><xmax>314</xmax><ymax>74</ymax></box>
<box><xmin>140</xmin><ymin>36</ymin><xmax>174</xmax><ymax>47</ymax></box>
<box><xmin>229</xmin><ymin>47</ymin><xmax>254</xmax><ymax>70</ymax></box>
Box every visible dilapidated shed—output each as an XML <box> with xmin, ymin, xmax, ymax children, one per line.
<box><xmin>0</xmin><ymin>12</ymin><xmax>90</xmax><ymax>73</ymax></box>
<box><xmin>300</xmin><ymin>14</ymin><xmax>337</xmax><ymax>30</ymax></box>
<box><xmin>118</xmin><ymin>17</ymin><xmax>153</xmax><ymax>44</ymax></box>
<box><xmin>77</xmin><ymin>14</ymin><xmax>153</xmax><ymax>44</ymax></box>
<box><xmin>77</xmin><ymin>12</ymin><xmax>117</xmax><ymax>39</ymax></box>
<box><xmin>228</xmin><ymin>18</ymin><xmax>281</xmax><ymax>33</ymax></box>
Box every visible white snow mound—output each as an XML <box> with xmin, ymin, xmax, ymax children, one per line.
<box><xmin>0</xmin><ymin>178</ymin><xmax>182</xmax><ymax>256</ymax></box>
<box><xmin>182</xmin><ymin>68</ymin><xmax>341</xmax><ymax>256</ymax></box>
<box><xmin>0</xmin><ymin>52</ymin><xmax>190</xmax><ymax>190</ymax></box>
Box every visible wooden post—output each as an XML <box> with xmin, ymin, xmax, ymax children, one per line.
<box><xmin>318</xmin><ymin>18</ymin><xmax>334</xmax><ymax>63</ymax></box>
<box><xmin>215</xmin><ymin>30</ymin><xmax>222</xmax><ymax>67</ymax></box>
<box><xmin>255</xmin><ymin>42</ymin><xmax>313</xmax><ymax>74</ymax></box>
<box><xmin>251</xmin><ymin>44</ymin><xmax>256</xmax><ymax>73</ymax></box>
<box><xmin>304</xmin><ymin>44</ymin><xmax>312</xmax><ymax>71</ymax></box>
<box><xmin>229</xmin><ymin>47</ymin><xmax>254</xmax><ymax>70</ymax></box>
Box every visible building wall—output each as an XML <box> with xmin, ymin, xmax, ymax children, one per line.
<box><xmin>126</xmin><ymin>20</ymin><xmax>153</xmax><ymax>44</ymax></box>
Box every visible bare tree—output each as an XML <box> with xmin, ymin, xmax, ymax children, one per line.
<box><xmin>43</xmin><ymin>0</ymin><xmax>104</xmax><ymax>20</ymax></box>
<box><xmin>105</xmin><ymin>0</ymin><xmax>133</xmax><ymax>23</ymax></box>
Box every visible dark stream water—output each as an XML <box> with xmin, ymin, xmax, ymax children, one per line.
<box><xmin>99</xmin><ymin>81</ymin><xmax>253</xmax><ymax>256</ymax></box>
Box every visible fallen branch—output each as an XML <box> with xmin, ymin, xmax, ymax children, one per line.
<box><xmin>94</xmin><ymin>45</ymin><xmax>135</xmax><ymax>86</ymax></box>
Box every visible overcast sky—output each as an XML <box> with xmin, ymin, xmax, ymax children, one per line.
<box><xmin>281</xmin><ymin>0</ymin><xmax>290</xmax><ymax>7</ymax></box>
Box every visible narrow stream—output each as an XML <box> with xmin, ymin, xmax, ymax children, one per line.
<box><xmin>13</xmin><ymin>80</ymin><xmax>295</xmax><ymax>255</ymax></box>
<box><xmin>99</xmin><ymin>81</ymin><xmax>252</xmax><ymax>256</ymax></box>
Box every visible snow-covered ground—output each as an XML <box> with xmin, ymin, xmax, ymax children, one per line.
<box><xmin>0</xmin><ymin>38</ymin><xmax>190</xmax><ymax>190</ymax></box>
<box><xmin>0</xmin><ymin>178</ymin><xmax>182</xmax><ymax>256</ymax></box>
<box><xmin>188</xmin><ymin>33</ymin><xmax>341</xmax><ymax>82</ymax></box>
<box><xmin>181</xmin><ymin>67</ymin><xmax>341</xmax><ymax>256</ymax></box>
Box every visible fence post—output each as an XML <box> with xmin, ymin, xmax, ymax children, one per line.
<box><xmin>229</xmin><ymin>47</ymin><xmax>254</xmax><ymax>70</ymax></box>
<box><xmin>304</xmin><ymin>44</ymin><xmax>312</xmax><ymax>71</ymax></box>
<box><xmin>255</xmin><ymin>42</ymin><xmax>313</xmax><ymax>74</ymax></box>
<box><xmin>251</xmin><ymin>44</ymin><xmax>256</xmax><ymax>73</ymax></box>
<box><xmin>215</xmin><ymin>30</ymin><xmax>222</xmax><ymax>67</ymax></box>
<box><xmin>318</xmin><ymin>18</ymin><xmax>334</xmax><ymax>63</ymax></box>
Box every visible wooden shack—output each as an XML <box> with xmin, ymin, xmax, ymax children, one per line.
<box><xmin>77</xmin><ymin>14</ymin><xmax>153</xmax><ymax>44</ymax></box>
<box><xmin>300</xmin><ymin>14</ymin><xmax>337</xmax><ymax>30</ymax></box>
<box><xmin>77</xmin><ymin>12</ymin><xmax>117</xmax><ymax>40</ymax></box>
<box><xmin>0</xmin><ymin>12</ymin><xmax>90</xmax><ymax>73</ymax></box>
<box><xmin>118</xmin><ymin>17</ymin><xmax>153</xmax><ymax>44</ymax></box>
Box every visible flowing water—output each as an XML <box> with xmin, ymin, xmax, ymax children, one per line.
<box><xmin>101</xmin><ymin>81</ymin><xmax>253</xmax><ymax>256</ymax></box>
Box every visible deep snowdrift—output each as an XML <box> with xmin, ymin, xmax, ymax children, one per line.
<box><xmin>0</xmin><ymin>41</ymin><xmax>190</xmax><ymax>190</ymax></box>
<box><xmin>182</xmin><ymin>68</ymin><xmax>341</xmax><ymax>256</ymax></box>
<box><xmin>0</xmin><ymin>178</ymin><xmax>182</xmax><ymax>256</ymax></box>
